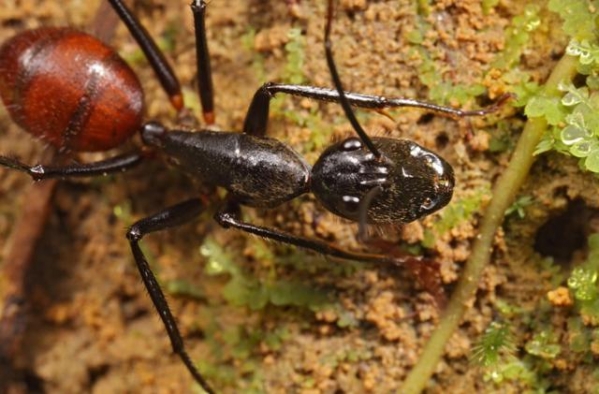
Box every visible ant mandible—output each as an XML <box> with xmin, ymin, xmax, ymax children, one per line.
<box><xmin>0</xmin><ymin>0</ymin><xmax>508</xmax><ymax>392</ymax></box>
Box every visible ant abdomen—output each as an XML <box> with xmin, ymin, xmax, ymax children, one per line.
<box><xmin>0</xmin><ymin>27</ymin><xmax>144</xmax><ymax>152</ymax></box>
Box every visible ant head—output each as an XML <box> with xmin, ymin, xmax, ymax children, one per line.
<box><xmin>311</xmin><ymin>136</ymin><xmax>454</xmax><ymax>224</ymax></box>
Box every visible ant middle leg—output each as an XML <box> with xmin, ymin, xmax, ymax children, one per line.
<box><xmin>190</xmin><ymin>0</ymin><xmax>215</xmax><ymax>125</ymax></box>
<box><xmin>107</xmin><ymin>0</ymin><xmax>215</xmax><ymax>123</ymax></box>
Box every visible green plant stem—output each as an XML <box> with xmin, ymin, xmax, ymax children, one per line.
<box><xmin>402</xmin><ymin>54</ymin><xmax>579</xmax><ymax>394</ymax></box>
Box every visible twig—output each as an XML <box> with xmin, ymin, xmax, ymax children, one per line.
<box><xmin>0</xmin><ymin>179</ymin><xmax>57</xmax><ymax>391</ymax></box>
<box><xmin>402</xmin><ymin>54</ymin><xmax>579</xmax><ymax>393</ymax></box>
<box><xmin>0</xmin><ymin>2</ymin><xmax>124</xmax><ymax>391</ymax></box>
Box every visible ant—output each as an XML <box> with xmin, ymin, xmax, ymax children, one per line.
<box><xmin>0</xmin><ymin>0</ymin><xmax>510</xmax><ymax>392</ymax></box>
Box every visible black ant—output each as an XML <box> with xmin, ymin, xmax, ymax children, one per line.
<box><xmin>0</xmin><ymin>0</ymin><xmax>509</xmax><ymax>392</ymax></box>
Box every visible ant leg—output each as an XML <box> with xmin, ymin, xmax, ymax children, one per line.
<box><xmin>190</xmin><ymin>1</ymin><xmax>215</xmax><ymax>125</ymax></box>
<box><xmin>242</xmin><ymin>83</ymin><xmax>512</xmax><ymax>138</ymax></box>
<box><xmin>0</xmin><ymin>151</ymin><xmax>144</xmax><ymax>181</ymax></box>
<box><xmin>107</xmin><ymin>0</ymin><xmax>184</xmax><ymax>111</ymax></box>
<box><xmin>126</xmin><ymin>198</ymin><xmax>215</xmax><ymax>394</ymax></box>
<box><xmin>242</xmin><ymin>83</ymin><xmax>272</xmax><ymax>137</ymax></box>
<box><xmin>244</xmin><ymin>0</ymin><xmax>511</xmax><ymax>140</ymax></box>
<box><xmin>215</xmin><ymin>199</ymin><xmax>397</xmax><ymax>266</ymax></box>
<box><xmin>272</xmin><ymin>84</ymin><xmax>511</xmax><ymax>118</ymax></box>
<box><xmin>215</xmin><ymin>200</ymin><xmax>447</xmax><ymax>306</ymax></box>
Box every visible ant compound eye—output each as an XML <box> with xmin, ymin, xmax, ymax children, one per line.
<box><xmin>420</xmin><ymin>197</ymin><xmax>436</xmax><ymax>211</ymax></box>
<box><xmin>341</xmin><ymin>138</ymin><xmax>362</xmax><ymax>151</ymax></box>
<box><xmin>410</xmin><ymin>145</ymin><xmax>446</xmax><ymax>176</ymax></box>
<box><xmin>423</xmin><ymin>153</ymin><xmax>444</xmax><ymax>174</ymax></box>
<box><xmin>437</xmin><ymin>178</ymin><xmax>452</xmax><ymax>188</ymax></box>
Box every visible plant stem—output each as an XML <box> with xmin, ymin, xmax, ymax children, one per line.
<box><xmin>402</xmin><ymin>54</ymin><xmax>579</xmax><ymax>393</ymax></box>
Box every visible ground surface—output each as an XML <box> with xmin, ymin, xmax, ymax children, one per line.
<box><xmin>1</xmin><ymin>1</ymin><xmax>598</xmax><ymax>393</ymax></box>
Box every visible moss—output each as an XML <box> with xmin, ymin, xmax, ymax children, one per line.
<box><xmin>526</xmin><ymin>1</ymin><xmax>599</xmax><ymax>173</ymax></box>
<box><xmin>471</xmin><ymin>322</ymin><xmax>516</xmax><ymax>368</ymax></box>
<box><xmin>491</xmin><ymin>4</ymin><xmax>541</xmax><ymax>70</ymax></box>
<box><xmin>505</xmin><ymin>195</ymin><xmax>534</xmax><ymax>219</ymax></box>
<box><xmin>422</xmin><ymin>188</ymin><xmax>491</xmax><ymax>248</ymax></box>
<box><xmin>282</xmin><ymin>28</ymin><xmax>306</xmax><ymax>85</ymax></box>
<box><xmin>201</xmin><ymin>236</ymin><xmax>331</xmax><ymax>310</ymax></box>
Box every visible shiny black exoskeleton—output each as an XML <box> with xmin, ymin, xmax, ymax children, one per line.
<box><xmin>311</xmin><ymin>137</ymin><xmax>454</xmax><ymax>223</ymax></box>
<box><xmin>0</xmin><ymin>0</ymin><xmax>506</xmax><ymax>392</ymax></box>
<box><xmin>142</xmin><ymin>123</ymin><xmax>454</xmax><ymax>223</ymax></box>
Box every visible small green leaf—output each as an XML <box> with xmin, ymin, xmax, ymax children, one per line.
<box><xmin>584</xmin><ymin>149</ymin><xmax>599</xmax><ymax>172</ymax></box>
<box><xmin>549</xmin><ymin>0</ymin><xmax>597</xmax><ymax>41</ymax></box>
<box><xmin>568</xmin><ymin>267</ymin><xmax>598</xmax><ymax>301</ymax></box>
<box><xmin>560</xmin><ymin>125</ymin><xmax>587</xmax><ymax>145</ymax></box>
<box><xmin>525</xmin><ymin>96</ymin><xmax>564</xmax><ymax>125</ymax></box>
<box><xmin>569</xmin><ymin>140</ymin><xmax>596</xmax><ymax>157</ymax></box>
<box><xmin>534</xmin><ymin>133</ymin><xmax>556</xmax><ymax>155</ymax></box>
<box><xmin>268</xmin><ymin>281</ymin><xmax>328</xmax><ymax>307</ymax></box>
<box><xmin>164</xmin><ymin>279</ymin><xmax>205</xmax><ymax>300</ymax></box>
<box><xmin>525</xmin><ymin>331</ymin><xmax>561</xmax><ymax>359</ymax></box>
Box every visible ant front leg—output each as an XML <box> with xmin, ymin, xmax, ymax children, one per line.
<box><xmin>214</xmin><ymin>200</ymin><xmax>447</xmax><ymax>304</ymax></box>
<box><xmin>242</xmin><ymin>83</ymin><xmax>512</xmax><ymax>137</ymax></box>
<box><xmin>125</xmin><ymin>198</ymin><xmax>215</xmax><ymax>394</ymax></box>
<box><xmin>215</xmin><ymin>201</ymin><xmax>448</xmax><ymax>311</ymax></box>
<box><xmin>0</xmin><ymin>152</ymin><xmax>145</xmax><ymax>181</ymax></box>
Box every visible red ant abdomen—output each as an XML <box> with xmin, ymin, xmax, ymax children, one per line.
<box><xmin>0</xmin><ymin>27</ymin><xmax>144</xmax><ymax>152</ymax></box>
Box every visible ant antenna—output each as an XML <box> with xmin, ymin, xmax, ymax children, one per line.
<box><xmin>357</xmin><ymin>185</ymin><xmax>383</xmax><ymax>241</ymax></box>
<box><xmin>325</xmin><ymin>0</ymin><xmax>381</xmax><ymax>159</ymax></box>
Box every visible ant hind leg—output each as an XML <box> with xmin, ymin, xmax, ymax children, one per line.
<box><xmin>0</xmin><ymin>152</ymin><xmax>144</xmax><ymax>181</ymax></box>
<box><xmin>125</xmin><ymin>198</ymin><xmax>215</xmax><ymax>394</ymax></box>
